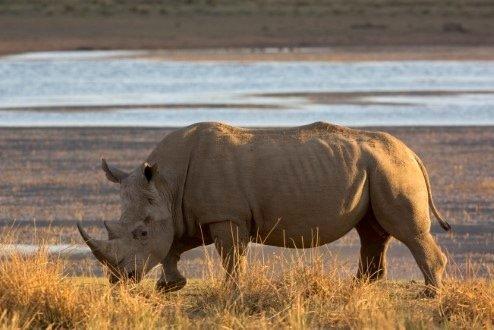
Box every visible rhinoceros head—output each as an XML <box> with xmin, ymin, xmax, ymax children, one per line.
<box><xmin>78</xmin><ymin>159</ymin><xmax>174</xmax><ymax>283</ymax></box>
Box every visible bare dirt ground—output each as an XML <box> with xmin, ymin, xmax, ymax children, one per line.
<box><xmin>1</xmin><ymin>0</ymin><xmax>494</xmax><ymax>59</ymax></box>
<box><xmin>0</xmin><ymin>126</ymin><xmax>492</xmax><ymax>279</ymax></box>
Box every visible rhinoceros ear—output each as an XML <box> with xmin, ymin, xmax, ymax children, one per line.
<box><xmin>143</xmin><ymin>162</ymin><xmax>158</xmax><ymax>183</ymax></box>
<box><xmin>102</xmin><ymin>158</ymin><xmax>129</xmax><ymax>183</ymax></box>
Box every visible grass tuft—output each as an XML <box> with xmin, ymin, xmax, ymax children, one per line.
<box><xmin>439</xmin><ymin>280</ymin><xmax>494</xmax><ymax>327</ymax></box>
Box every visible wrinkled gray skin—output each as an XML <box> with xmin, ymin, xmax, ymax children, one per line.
<box><xmin>78</xmin><ymin>122</ymin><xmax>451</xmax><ymax>295</ymax></box>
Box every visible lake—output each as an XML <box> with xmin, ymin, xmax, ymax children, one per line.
<box><xmin>1</xmin><ymin>50</ymin><xmax>494</xmax><ymax>127</ymax></box>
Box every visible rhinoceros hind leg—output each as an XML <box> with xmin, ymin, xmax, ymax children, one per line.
<box><xmin>209</xmin><ymin>221</ymin><xmax>250</xmax><ymax>283</ymax></box>
<box><xmin>369</xmin><ymin>156</ymin><xmax>448</xmax><ymax>296</ymax></box>
<box><xmin>370</xmin><ymin>193</ymin><xmax>447</xmax><ymax>295</ymax></box>
<box><xmin>400</xmin><ymin>232</ymin><xmax>447</xmax><ymax>296</ymax></box>
<box><xmin>355</xmin><ymin>210</ymin><xmax>391</xmax><ymax>281</ymax></box>
<box><xmin>372</xmin><ymin>206</ymin><xmax>447</xmax><ymax>294</ymax></box>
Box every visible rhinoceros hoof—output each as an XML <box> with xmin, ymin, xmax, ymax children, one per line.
<box><xmin>417</xmin><ymin>286</ymin><xmax>439</xmax><ymax>299</ymax></box>
<box><xmin>156</xmin><ymin>278</ymin><xmax>187</xmax><ymax>293</ymax></box>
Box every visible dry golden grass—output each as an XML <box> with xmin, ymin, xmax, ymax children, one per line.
<box><xmin>0</xmin><ymin>247</ymin><xmax>492</xmax><ymax>329</ymax></box>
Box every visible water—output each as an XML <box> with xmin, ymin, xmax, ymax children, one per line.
<box><xmin>1</xmin><ymin>51</ymin><xmax>494</xmax><ymax>126</ymax></box>
<box><xmin>0</xmin><ymin>244</ymin><xmax>90</xmax><ymax>258</ymax></box>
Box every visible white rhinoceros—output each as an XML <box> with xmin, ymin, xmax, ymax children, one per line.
<box><xmin>78</xmin><ymin>122</ymin><xmax>450</xmax><ymax>295</ymax></box>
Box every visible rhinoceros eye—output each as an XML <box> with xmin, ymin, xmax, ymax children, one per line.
<box><xmin>143</xmin><ymin>216</ymin><xmax>152</xmax><ymax>224</ymax></box>
<box><xmin>131</xmin><ymin>226</ymin><xmax>148</xmax><ymax>240</ymax></box>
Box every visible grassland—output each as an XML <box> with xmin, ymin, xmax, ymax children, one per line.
<box><xmin>0</xmin><ymin>243</ymin><xmax>491</xmax><ymax>329</ymax></box>
<box><xmin>1</xmin><ymin>0</ymin><xmax>494</xmax><ymax>57</ymax></box>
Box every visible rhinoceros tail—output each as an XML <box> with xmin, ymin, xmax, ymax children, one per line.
<box><xmin>414</xmin><ymin>154</ymin><xmax>451</xmax><ymax>231</ymax></box>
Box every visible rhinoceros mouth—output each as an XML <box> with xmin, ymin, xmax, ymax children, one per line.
<box><xmin>126</xmin><ymin>271</ymin><xmax>136</xmax><ymax>280</ymax></box>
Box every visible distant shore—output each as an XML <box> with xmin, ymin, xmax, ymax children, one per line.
<box><xmin>1</xmin><ymin>0</ymin><xmax>494</xmax><ymax>59</ymax></box>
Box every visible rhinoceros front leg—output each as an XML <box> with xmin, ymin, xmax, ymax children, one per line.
<box><xmin>156</xmin><ymin>250</ymin><xmax>187</xmax><ymax>293</ymax></box>
<box><xmin>156</xmin><ymin>237</ymin><xmax>204</xmax><ymax>292</ymax></box>
<box><xmin>209</xmin><ymin>221</ymin><xmax>250</xmax><ymax>284</ymax></box>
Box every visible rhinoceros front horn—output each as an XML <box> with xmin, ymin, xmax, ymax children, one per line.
<box><xmin>77</xmin><ymin>222</ymin><xmax>118</xmax><ymax>266</ymax></box>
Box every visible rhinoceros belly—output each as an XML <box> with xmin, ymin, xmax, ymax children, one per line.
<box><xmin>247</xmin><ymin>138</ymin><xmax>369</xmax><ymax>247</ymax></box>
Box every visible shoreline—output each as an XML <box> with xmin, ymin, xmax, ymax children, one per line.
<box><xmin>4</xmin><ymin>46</ymin><xmax>494</xmax><ymax>62</ymax></box>
<box><xmin>139</xmin><ymin>47</ymin><xmax>494</xmax><ymax>62</ymax></box>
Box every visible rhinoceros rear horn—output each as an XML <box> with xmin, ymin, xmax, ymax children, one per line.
<box><xmin>77</xmin><ymin>222</ymin><xmax>118</xmax><ymax>266</ymax></box>
<box><xmin>101</xmin><ymin>158</ymin><xmax>129</xmax><ymax>183</ymax></box>
<box><xmin>103</xmin><ymin>221</ymin><xmax>122</xmax><ymax>240</ymax></box>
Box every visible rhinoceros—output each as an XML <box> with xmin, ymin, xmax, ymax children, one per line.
<box><xmin>78</xmin><ymin>122</ymin><xmax>450</xmax><ymax>294</ymax></box>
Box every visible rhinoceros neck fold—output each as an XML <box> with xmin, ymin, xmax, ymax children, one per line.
<box><xmin>146</xmin><ymin>127</ymin><xmax>196</xmax><ymax>238</ymax></box>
